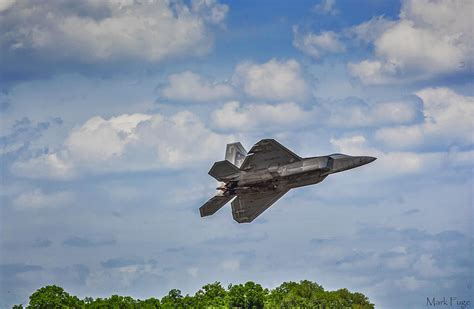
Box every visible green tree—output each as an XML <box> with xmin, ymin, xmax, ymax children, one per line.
<box><xmin>83</xmin><ymin>297</ymin><xmax>94</xmax><ymax>305</ymax></box>
<box><xmin>160</xmin><ymin>289</ymin><xmax>184</xmax><ymax>308</ymax></box>
<box><xmin>266</xmin><ymin>280</ymin><xmax>374</xmax><ymax>309</ymax></box>
<box><xmin>193</xmin><ymin>282</ymin><xmax>227</xmax><ymax>308</ymax></box>
<box><xmin>138</xmin><ymin>297</ymin><xmax>161</xmax><ymax>308</ymax></box>
<box><xmin>181</xmin><ymin>295</ymin><xmax>198</xmax><ymax>308</ymax></box>
<box><xmin>27</xmin><ymin>285</ymin><xmax>83</xmax><ymax>309</ymax></box>
<box><xmin>20</xmin><ymin>280</ymin><xmax>374</xmax><ymax>309</ymax></box>
<box><xmin>103</xmin><ymin>295</ymin><xmax>139</xmax><ymax>308</ymax></box>
<box><xmin>266</xmin><ymin>280</ymin><xmax>323</xmax><ymax>308</ymax></box>
<box><xmin>228</xmin><ymin>281</ymin><xmax>267</xmax><ymax>309</ymax></box>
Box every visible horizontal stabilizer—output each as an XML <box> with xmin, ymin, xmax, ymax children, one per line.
<box><xmin>208</xmin><ymin>160</ymin><xmax>240</xmax><ymax>181</ymax></box>
<box><xmin>200</xmin><ymin>195</ymin><xmax>234</xmax><ymax>217</ymax></box>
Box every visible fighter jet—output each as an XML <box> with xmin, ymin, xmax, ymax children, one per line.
<box><xmin>200</xmin><ymin>139</ymin><xmax>376</xmax><ymax>223</ymax></box>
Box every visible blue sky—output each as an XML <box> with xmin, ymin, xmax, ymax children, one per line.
<box><xmin>0</xmin><ymin>0</ymin><xmax>473</xmax><ymax>308</ymax></box>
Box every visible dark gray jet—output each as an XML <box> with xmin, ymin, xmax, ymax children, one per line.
<box><xmin>200</xmin><ymin>139</ymin><xmax>376</xmax><ymax>223</ymax></box>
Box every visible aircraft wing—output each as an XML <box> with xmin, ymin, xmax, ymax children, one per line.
<box><xmin>240</xmin><ymin>139</ymin><xmax>301</xmax><ymax>171</ymax></box>
<box><xmin>200</xmin><ymin>195</ymin><xmax>234</xmax><ymax>217</ymax></box>
<box><xmin>231</xmin><ymin>189</ymin><xmax>289</xmax><ymax>223</ymax></box>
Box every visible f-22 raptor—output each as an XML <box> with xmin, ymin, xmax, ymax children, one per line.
<box><xmin>200</xmin><ymin>139</ymin><xmax>376</xmax><ymax>223</ymax></box>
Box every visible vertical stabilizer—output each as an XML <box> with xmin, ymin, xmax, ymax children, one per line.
<box><xmin>225</xmin><ymin>142</ymin><xmax>247</xmax><ymax>167</ymax></box>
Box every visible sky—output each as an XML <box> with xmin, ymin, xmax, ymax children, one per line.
<box><xmin>0</xmin><ymin>0</ymin><xmax>473</xmax><ymax>308</ymax></box>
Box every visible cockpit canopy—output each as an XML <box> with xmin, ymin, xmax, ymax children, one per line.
<box><xmin>329</xmin><ymin>153</ymin><xmax>351</xmax><ymax>159</ymax></box>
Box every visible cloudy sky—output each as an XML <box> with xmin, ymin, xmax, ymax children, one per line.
<box><xmin>0</xmin><ymin>0</ymin><xmax>473</xmax><ymax>307</ymax></box>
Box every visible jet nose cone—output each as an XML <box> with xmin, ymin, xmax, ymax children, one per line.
<box><xmin>366</xmin><ymin>156</ymin><xmax>377</xmax><ymax>163</ymax></box>
<box><xmin>357</xmin><ymin>156</ymin><xmax>377</xmax><ymax>166</ymax></box>
<box><xmin>329</xmin><ymin>155</ymin><xmax>377</xmax><ymax>173</ymax></box>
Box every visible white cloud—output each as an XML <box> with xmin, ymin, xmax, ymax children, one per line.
<box><xmin>327</xmin><ymin>98</ymin><xmax>421</xmax><ymax>127</ymax></box>
<box><xmin>333</xmin><ymin>137</ymin><xmax>424</xmax><ymax>176</ymax></box>
<box><xmin>330</xmin><ymin>135</ymin><xmax>473</xmax><ymax>179</ymax></box>
<box><xmin>312</xmin><ymin>0</ymin><xmax>338</xmax><ymax>15</ymax></box>
<box><xmin>212</xmin><ymin>101</ymin><xmax>311</xmax><ymax>131</ymax></box>
<box><xmin>293</xmin><ymin>27</ymin><xmax>345</xmax><ymax>59</ymax></box>
<box><xmin>375</xmin><ymin>88</ymin><xmax>474</xmax><ymax>149</ymax></box>
<box><xmin>401</xmin><ymin>0</ymin><xmax>472</xmax><ymax>35</ymax></box>
<box><xmin>0</xmin><ymin>0</ymin><xmax>228</xmax><ymax>63</ymax></box>
<box><xmin>382</xmin><ymin>253</ymin><xmax>410</xmax><ymax>270</ymax></box>
<box><xmin>187</xmin><ymin>267</ymin><xmax>199</xmax><ymax>277</ymax></box>
<box><xmin>376</xmin><ymin>21</ymin><xmax>464</xmax><ymax>74</ymax></box>
<box><xmin>348</xmin><ymin>0</ymin><xmax>473</xmax><ymax>84</ymax></box>
<box><xmin>330</xmin><ymin>135</ymin><xmax>368</xmax><ymax>155</ymax></box>
<box><xmin>349</xmin><ymin>16</ymin><xmax>396</xmax><ymax>44</ymax></box>
<box><xmin>191</xmin><ymin>0</ymin><xmax>229</xmax><ymax>24</ymax></box>
<box><xmin>330</xmin><ymin>135</ymin><xmax>424</xmax><ymax>174</ymax></box>
<box><xmin>413</xmin><ymin>254</ymin><xmax>443</xmax><ymax>279</ymax></box>
<box><xmin>87</xmin><ymin>260</ymin><xmax>160</xmax><ymax>290</ymax></box>
<box><xmin>12</xmin><ymin>112</ymin><xmax>234</xmax><ymax>179</ymax></box>
<box><xmin>394</xmin><ymin>276</ymin><xmax>425</xmax><ymax>291</ymax></box>
<box><xmin>233</xmin><ymin>59</ymin><xmax>310</xmax><ymax>101</ymax></box>
<box><xmin>162</xmin><ymin>71</ymin><xmax>234</xmax><ymax>102</ymax></box>
<box><xmin>12</xmin><ymin>153</ymin><xmax>76</xmax><ymax>179</ymax></box>
<box><xmin>446</xmin><ymin>149</ymin><xmax>474</xmax><ymax>167</ymax></box>
<box><xmin>66</xmin><ymin>114</ymin><xmax>153</xmax><ymax>163</ymax></box>
<box><xmin>220</xmin><ymin>259</ymin><xmax>240</xmax><ymax>271</ymax></box>
<box><xmin>12</xmin><ymin>189</ymin><xmax>72</xmax><ymax>210</ymax></box>
<box><xmin>211</xmin><ymin>96</ymin><xmax>420</xmax><ymax>132</ymax></box>
<box><xmin>0</xmin><ymin>0</ymin><xmax>15</xmax><ymax>12</ymax></box>
<box><xmin>347</xmin><ymin>59</ymin><xmax>399</xmax><ymax>85</ymax></box>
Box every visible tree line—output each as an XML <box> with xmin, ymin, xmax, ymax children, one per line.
<box><xmin>14</xmin><ymin>280</ymin><xmax>374</xmax><ymax>308</ymax></box>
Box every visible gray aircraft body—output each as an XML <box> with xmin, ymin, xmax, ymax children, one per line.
<box><xmin>200</xmin><ymin>139</ymin><xmax>376</xmax><ymax>223</ymax></box>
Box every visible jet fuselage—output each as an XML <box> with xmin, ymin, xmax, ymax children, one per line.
<box><xmin>201</xmin><ymin>139</ymin><xmax>376</xmax><ymax>223</ymax></box>
<box><xmin>219</xmin><ymin>154</ymin><xmax>376</xmax><ymax>196</ymax></box>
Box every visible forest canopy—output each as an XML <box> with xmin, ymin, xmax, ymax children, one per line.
<box><xmin>13</xmin><ymin>280</ymin><xmax>374</xmax><ymax>308</ymax></box>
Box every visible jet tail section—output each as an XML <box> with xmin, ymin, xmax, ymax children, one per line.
<box><xmin>200</xmin><ymin>195</ymin><xmax>234</xmax><ymax>217</ymax></box>
<box><xmin>225</xmin><ymin>142</ymin><xmax>247</xmax><ymax>168</ymax></box>
<box><xmin>208</xmin><ymin>160</ymin><xmax>240</xmax><ymax>181</ymax></box>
